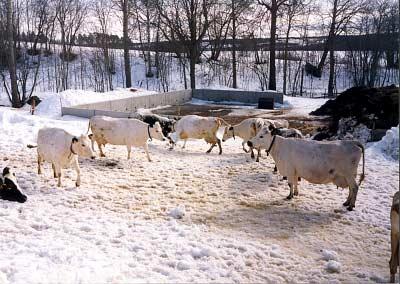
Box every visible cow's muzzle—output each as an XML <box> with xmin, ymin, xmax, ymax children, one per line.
<box><xmin>91</xmin><ymin>156</ymin><xmax>96</xmax><ymax>160</ymax></box>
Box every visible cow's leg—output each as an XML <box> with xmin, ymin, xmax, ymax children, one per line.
<box><xmin>242</xmin><ymin>141</ymin><xmax>249</xmax><ymax>153</ymax></box>
<box><xmin>293</xmin><ymin>175</ymin><xmax>299</xmax><ymax>196</ymax></box>
<box><xmin>72</xmin><ymin>159</ymin><xmax>81</xmax><ymax>187</ymax></box>
<box><xmin>343</xmin><ymin>188</ymin><xmax>353</xmax><ymax>207</ymax></box>
<box><xmin>98</xmin><ymin>142</ymin><xmax>106</xmax><ymax>157</ymax></box>
<box><xmin>286</xmin><ymin>182</ymin><xmax>294</xmax><ymax>200</ymax></box>
<box><xmin>144</xmin><ymin>143</ymin><xmax>152</xmax><ymax>162</ymax></box>
<box><xmin>127</xmin><ymin>145</ymin><xmax>131</xmax><ymax>160</ymax></box>
<box><xmin>206</xmin><ymin>143</ymin><xmax>216</xmax><ymax>153</ymax></box>
<box><xmin>52</xmin><ymin>163</ymin><xmax>57</xmax><ymax>178</ymax></box>
<box><xmin>217</xmin><ymin>139</ymin><xmax>222</xmax><ymax>155</ymax></box>
<box><xmin>91</xmin><ymin>138</ymin><xmax>95</xmax><ymax>151</ymax></box>
<box><xmin>182</xmin><ymin>140</ymin><xmax>187</xmax><ymax>149</ymax></box>
<box><xmin>55</xmin><ymin>165</ymin><xmax>62</xmax><ymax>187</ymax></box>
<box><xmin>256</xmin><ymin>148</ymin><xmax>261</xmax><ymax>162</ymax></box>
<box><xmin>37</xmin><ymin>154</ymin><xmax>42</xmax><ymax>175</ymax></box>
<box><xmin>389</xmin><ymin>226</ymin><xmax>399</xmax><ymax>283</ymax></box>
<box><xmin>346</xmin><ymin>178</ymin><xmax>359</xmax><ymax>211</ymax></box>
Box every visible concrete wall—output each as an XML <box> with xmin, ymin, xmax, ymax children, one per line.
<box><xmin>61</xmin><ymin>88</ymin><xmax>283</xmax><ymax>118</ymax></box>
<box><xmin>193</xmin><ymin>89</ymin><xmax>283</xmax><ymax>104</ymax></box>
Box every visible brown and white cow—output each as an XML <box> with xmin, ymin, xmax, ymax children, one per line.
<box><xmin>222</xmin><ymin>117</ymin><xmax>264</xmax><ymax>158</ymax></box>
<box><xmin>169</xmin><ymin>115</ymin><xmax>229</xmax><ymax>154</ymax></box>
<box><xmin>248</xmin><ymin>125</ymin><xmax>365</xmax><ymax>211</ymax></box>
<box><xmin>390</xmin><ymin>191</ymin><xmax>399</xmax><ymax>283</ymax></box>
<box><xmin>88</xmin><ymin>116</ymin><xmax>166</xmax><ymax>161</ymax></box>
<box><xmin>29</xmin><ymin>128</ymin><xmax>95</xmax><ymax>187</ymax></box>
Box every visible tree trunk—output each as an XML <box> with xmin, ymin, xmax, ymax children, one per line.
<box><xmin>283</xmin><ymin>18</ymin><xmax>292</xmax><ymax>95</ymax></box>
<box><xmin>231</xmin><ymin>0</ymin><xmax>237</xmax><ymax>89</ymax></box>
<box><xmin>7</xmin><ymin>0</ymin><xmax>21</xmax><ymax>108</ymax></box>
<box><xmin>268</xmin><ymin>4</ymin><xmax>277</xmax><ymax>90</ymax></box>
<box><xmin>189</xmin><ymin>50</ymin><xmax>196</xmax><ymax>89</ymax></box>
<box><xmin>327</xmin><ymin>47</ymin><xmax>335</xmax><ymax>97</ymax></box>
<box><xmin>123</xmin><ymin>0</ymin><xmax>132</xmax><ymax>88</ymax></box>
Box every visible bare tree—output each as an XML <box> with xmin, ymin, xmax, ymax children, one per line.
<box><xmin>157</xmin><ymin>0</ymin><xmax>213</xmax><ymax>89</ymax></box>
<box><xmin>258</xmin><ymin>0</ymin><xmax>288</xmax><ymax>90</ymax></box>
<box><xmin>118</xmin><ymin>0</ymin><xmax>132</xmax><ymax>87</ymax></box>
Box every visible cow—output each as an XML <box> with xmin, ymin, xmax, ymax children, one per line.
<box><xmin>222</xmin><ymin>117</ymin><xmax>264</xmax><ymax>158</ymax></box>
<box><xmin>169</xmin><ymin>115</ymin><xmax>229</xmax><ymax>155</ymax></box>
<box><xmin>263</xmin><ymin>119</ymin><xmax>289</xmax><ymax>129</ymax></box>
<box><xmin>88</xmin><ymin>116</ymin><xmax>166</xmax><ymax>161</ymax></box>
<box><xmin>0</xmin><ymin>167</ymin><xmax>27</xmax><ymax>203</ymax></box>
<box><xmin>139</xmin><ymin>113</ymin><xmax>176</xmax><ymax>138</ymax></box>
<box><xmin>390</xmin><ymin>191</ymin><xmax>399</xmax><ymax>283</ymax></box>
<box><xmin>255</xmin><ymin>127</ymin><xmax>304</xmax><ymax>163</ymax></box>
<box><xmin>28</xmin><ymin>128</ymin><xmax>95</xmax><ymax>187</ymax></box>
<box><xmin>247</xmin><ymin>124</ymin><xmax>365</xmax><ymax>211</ymax></box>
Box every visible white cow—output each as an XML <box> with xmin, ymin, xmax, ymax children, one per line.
<box><xmin>169</xmin><ymin>115</ymin><xmax>229</xmax><ymax>154</ymax></box>
<box><xmin>30</xmin><ymin>128</ymin><xmax>95</xmax><ymax>187</ymax></box>
<box><xmin>263</xmin><ymin>119</ymin><xmax>289</xmax><ymax>129</ymax></box>
<box><xmin>88</xmin><ymin>116</ymin><xmax>165</xmax><ymax>161</ymax></box>
<box><xmin>248</xmin><ymin>125</ymin><xmax>365</xmax><ymax>211</ymax></box>
<box><xmin>222</xmin><ymin>117</ymin><xmax>264</xmax><ymax>158</ymax></box>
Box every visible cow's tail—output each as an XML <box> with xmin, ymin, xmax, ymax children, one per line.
<box><xmin>86</xmin><ymin>120</ymin><xmax>91</xmax><ymax>134</ymax></box>
<box><xmin>27</xmin><ymin>144</ymin><xmax>37</xmax><ymax>149</ymax></box>
<box><xmin>355</xmin><ymin>141</ymin><xmax>365</xmax><ymax>186</ymax></box>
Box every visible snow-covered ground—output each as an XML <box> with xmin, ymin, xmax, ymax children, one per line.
<box><xmin>0</xmin><ymin>91</ymin><xmax>398</xmax><ymax>283</ymax></box>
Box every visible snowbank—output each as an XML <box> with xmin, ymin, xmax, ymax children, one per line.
<box><xmin>373</xmin><ymin>125</ymin><xmax>399</xmax><ymax>160</ymax></box>
<box><xmin>34</xmin><ymin>88</ymin><xmax>156</xmax><ymax>117</ymax></box>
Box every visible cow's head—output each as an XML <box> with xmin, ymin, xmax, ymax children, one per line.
<box><xmin>247</xmin><ymin>125</ymin><xmax>278</xmax><ymax>149</ymax></box>
<box><xmin>71</xmin><ymin>135</ymin><xmax>96</xmax><ymax>159</ymax></box>
<box><xmin>150</xmin><ymin>122</ymin><xmax>167</xmax><ymax>141</ymax></box>
<box><xmin>160</xmin><ymin>119</ymin><xmax>176</xmax><ymax>138</ymax></box>
<box><xmin>0</xmin><ymin>167</ymin><xmax>27</xmax><ymax>203</ymax></box>
<box><xmin>222</xmin><ymin>126</ymin><xmax>234</xmax><ymax>142</ymax></box>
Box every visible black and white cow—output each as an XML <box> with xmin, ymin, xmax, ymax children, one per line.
<box><xmin>139</xmin><ymin>114</ymin><xmax>176</xmax><ymax>138</ymax></box>
<box><xmin>0</xmin><ymin>167</ymin><xmax>27</xmax><ymax>203</ymax></box>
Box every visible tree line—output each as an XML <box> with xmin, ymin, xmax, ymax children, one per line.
<box><xmin>0</xmin><ymin>0</ymin><xmax>398</xmax><ymax>107</ymax></box>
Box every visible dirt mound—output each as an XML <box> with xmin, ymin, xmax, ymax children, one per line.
<box><xmin>311</xmin><ymin>85</ymin><xmax>399</xmax><ymax>141</ymax></box>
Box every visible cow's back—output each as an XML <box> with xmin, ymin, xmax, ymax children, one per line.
<box><xmin>277</xmin><ymin>138</ymin><xmax>362</xmax><ymax>184</ymax></box>
<box><xmin>176</xmin><ymin>115</ymin><xmax>219</xmax><ymax>139</ymax></box>
<box><xmin>90</xmin><ymin>116</ymin><xmax>147</xmax><ymax>146</ymax></box>
<box><xmin>37</xmin><ymin>128</ymin><xmax>70</xmax><ymax>163</ymax></box>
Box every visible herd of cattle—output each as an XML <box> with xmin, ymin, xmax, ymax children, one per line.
<box><xmin>0</xmin><ymin>111</ymin><xmax>398</xmax><ymax>281</ymax></box>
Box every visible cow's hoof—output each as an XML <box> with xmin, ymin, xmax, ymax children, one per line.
<box><xmin>343</xmin><ymin>200</ymin><xmax>350</xmax><ymax>206</ymax></box>
<box><xmin>219</xmin><ymin>152</ymin><xmax>222</xmax><ymax>155</ymax></box>
<box><xmin>282</xmin><ymin>176</ymin><xmax>288</xmax><ymax>180</ymax></box>
<box><xmin>75</xmin><ymin>182</ymin><xmax>80</xmax><ymax>187</ymax></box>
<box><xmin>347</xmin><ymin>206</ymin><xmax>354</xmax><ymax>211</ymax></box>
<box><xmin>243</xmin><ymin>149</ymin><xmax>249</xmax><ymax>153</ymax></box>
<box><xmin>206</xmin><ymin>150</ymin><xmax>211</xmax><ymax>154</ymax></box>
<box><xmin>101</xmin><ymin>154</ymin><xmax>106</xmax><ymax>158</ymax></box>
<box><xmin>294</xmin><ymin>191</ymin><xmax>299</xmax><ymax>196</ymax></box>
<box><xmin>286</xmin><ymin>194</ymin><xmax>293</xmax><ymax>200</ymax></box>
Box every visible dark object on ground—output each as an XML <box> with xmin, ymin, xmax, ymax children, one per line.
<box><xmin>26</xmin><ymin>96</ymin><xmax>41</xmax><ymax>106</ymax></box>
<box><xmin>258</xmin><ymin>97</ymin><xmax>274</xmax><ymax>109</ymax></box>
<box><xmin>310</xmin><ymin>85</ymin><xmax>399</xmax><ymax>140</ymax></box>
<box><xmin>27</xmin><ymin>48</ymin><xmax>41</xmax><ymax>56</ymax></box>
<box><xmin>304</xmin><ymin>62</ymin><xmax>321</xmax><ymax>78</ymax></box>
<box><xmin>59</xmin><ymin>51</ymin><xmax>77</xmax><ymax>62</ymax></box>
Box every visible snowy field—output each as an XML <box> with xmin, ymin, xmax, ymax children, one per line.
<box><xmin>0</xmin><ymin>89</ymin><xmax>398</xmax><ymax>283</ymax></box>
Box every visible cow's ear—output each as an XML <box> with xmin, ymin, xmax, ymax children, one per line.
<box><xmin>72</xmin><ymin>137</ymin><xmax>78</xmax><ymax>143</ymax></box>
<box><xmin>2</xmin><ymin>167</ymin><xmax>10</xmax><ymax>177</ymax></box>
<box><xmin>271</xmin><ymin>128</ymin><xmax>279</xmax><ymax>136</ymax></box>
<box><xmin>268</xmin><ymin>124</ymin><xmax>275</xmax><ymax>131</ymax></box>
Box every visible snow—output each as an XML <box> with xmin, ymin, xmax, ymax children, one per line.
<box><xmin>321</xmin><ymin>249</ymin><xmax>339</xmax><ymax>261</ymax></box>
<box><xmin>372</xmin><ymin>125</ymin><xmax>399</xmax><ymax>160</ymax></box>
<box><xmin>168</xmin><ymin>205</ymin><xmax>186</xmax><ymax>219</ymax></box>
<box><xmin>326</xmin><ymin>260</ymin><xmax>342</xmax><ymax>273</ymax></box>
<box><xmin>0</xmin><ymin>90</ymin><xmax>398</xmax><ymax>282</ymax></box>
<box><xmin>283</xmin><ymin>95</ymin><xmax>328</xmax><ymax>116</ymax></box>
